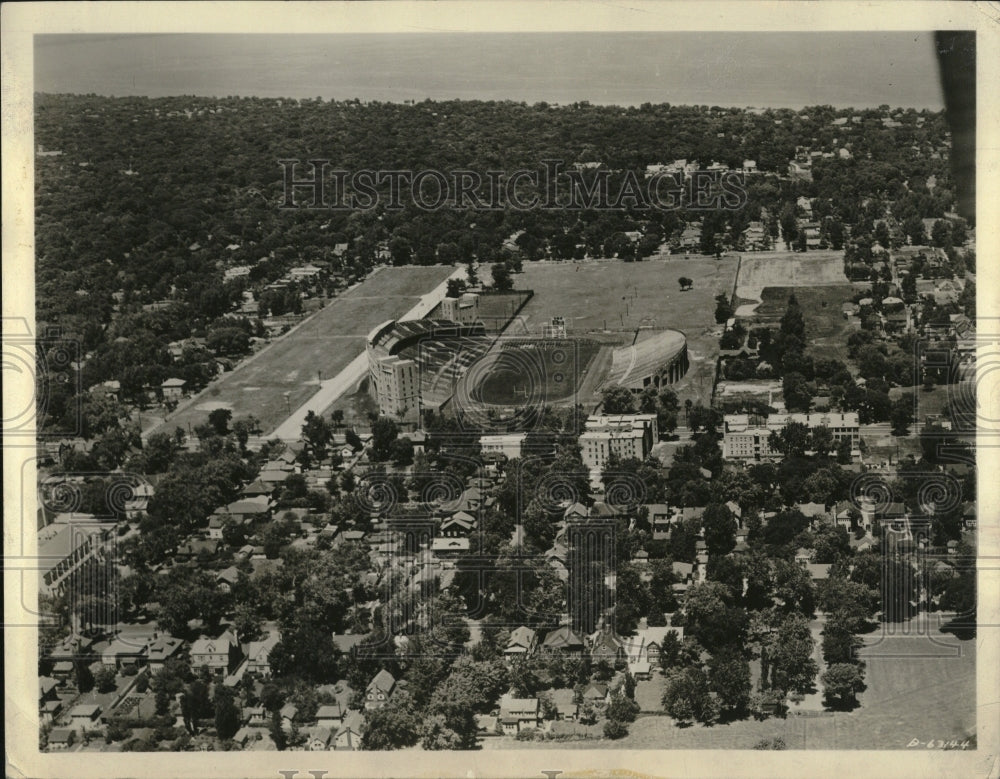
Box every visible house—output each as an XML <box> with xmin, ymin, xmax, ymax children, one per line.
<box><xmin>146</xmin><ymin>633</ymin><xmax>184</xmax><ymax>671</ymax></box>
<box><xmin>498</xmin><ymin>694</ymin><xmax>540</xmax><ymax>734</ymax></box>
<box><xmin>504</xmin><ymin>626</ymin><xmax>538</xmax><ymax>658</ymax></box>
<box><xmin>215</xmin><ymin>566</ymin><xmax>241</xmax><ymax>593</ymax></box>
<box><xmin>245</xmin><ymin>633</ymin><xmax>281</xmax><ymax>678</ymax></box>
<box><xmin>101</xmin><ymin>636</ymin><xmax>147</xmax><ymax>672</ymax></box>
<box><xmin>40</xmin><ymin>699</ymin><xmax>63</xmax><ymax>725</ymax></box>
<box><xmin>547</xmin><ymin>688</ymin><xmax>578</xmax><ymax>720</ymax></box>
<box><xmin>581</xmin><ymin>682</ymin><xmax>609</xmax><ymax>705</ymax></box>
<box><xmin>430</xmin><ymin>537</ymin><xmax>470</xmax><ymax>556</ymax></box>
<box><xmin>174</xmin><ymin>538</ymin><xmax>221</xmax><ymax>563</ymax></box>
<box><xmin>161</xmin><ymin>378</ymin><xmax>187</xmax><ymax>399</ymax></box>
<box><xmin>629</xmin><ymin>660</ymin><xmax>652</xmax><ymax>680</ymax></box>
<box><xmin>39</xmin><ymin>676</ymin><xmax>59</xmax><ymax>705</ymax></box>
<box><xmin>439</xmin><ymin>510</ymin><xmax>476</xmax><ymax>536</ymax></box>
<box><xmin>306</xmin><ymin>725</ymin><xmax>333</xmax><ymax>751</ymax></box>
<box><xmin>316</xmin><ymin>703</ymin><xmax>348</xmax><ymax>728</ymax></box>
<box><xmin>334</xmin><ymin>710</ymin><xmax>365</xmax><ymax>750</ymax></box>
<box><xmin>794</xmin><ymin>547</ymin><xmax>813</xmax><ymax>565</ymax></box>
<box><xmin>541</xmin><ymin>626</ymin><xmax>585</xmax><ymax>653</ymax></box>
<box><xmin>588</xmin><ymin>630</ymin><xmax>624</xmax><ymax>664</ymax></box>
<box><xmin>68</xmin><ymin>703</ymin><xmax>101</xmax><ymax>731</ymax></box>
<box><xmin>244</xmin><ymin>705</ymin><xmax>267</xmax><ymax>726</ymax></box>
<box><xmin>214</xmin><ymin>496</ymin><xmax>271</xmax><ymax>526</ymax></box>
<box><xmin>190</xmin><ymin>629</ymin><xmax>242</xmax><ymax>676</ymax></box>
<box><xmin>232</xmin><ymin>726</ymin><xmax>257</xmax><ymax>747</ymax></box>
<box><xmin>365</xmin><ymin>669</ymin><xmax>396</xmax><ymax>709</ymax></box>
<box><xmin>47</xmin><ymin>728</ymin><xmax>74</xmax><ymax>749</ymax></box>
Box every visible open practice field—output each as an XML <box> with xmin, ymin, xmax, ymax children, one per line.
<box><xmin>147</xmin><ymin>265</ymin><xmax>455</xmax><ymax>438</ymax></box>
<box><xmin>735</xmin><ymin>250</ymin><xmax>850</xmax><ymax>301</ymax></box>
<box><xmin>487</xmin><ymin>624</ymin><xmax>975</xmax><ymax>750</ymax></box>
<box><xmin>510</xmin><ymin>257</ymin><xmax>739</xmax><ymax>409</ymax></box>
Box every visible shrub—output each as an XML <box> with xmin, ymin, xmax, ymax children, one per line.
<box><xmin>603</xmin><ymin>719</ymin><xmax>628</xmax><ymax>740</ymax></box>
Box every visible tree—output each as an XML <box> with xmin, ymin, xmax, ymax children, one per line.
<box><xmin>370</xmin><ymin>417</ymin><xmax>399</xmax><ymax>462</ymax></box>
<box><xmin>603</xmin><ymin>718</ymin><xmax>629</xmax><ymax>739</ymax></box>
<box><xmin>208</xmin><ymin>408</ymin><xmax>232</xmax><ymax>437</ymax></box>
<box><xmin>702</xmin><ymin>503</ymin><xmax>736</xmax><ymax>556</ymax></box>
<box><xmin>94</xmin><ymin>666</ymin><xmax>118</xmax><ymax>693</ymax></box>
<box><xmin>821</xmin><ymin>663</ymin><xmax>865</xmax><ymax>710</ymax></box>
<box><xmin>708</xmin><ymin>648</ymin><xmax>752</xmax><ymax>719</ymax></box>
<box><xmin>767</xmin><ymin>613</ymin><xmax>817</xmax><ymax>695</ymax></box>
<box><xmin>890</xmin><ymin>396</ymin><xmax>914</xmax><ymax>436</ymax></box>
<box><xmin>662</xmin><ymin>666</ymin><xmax>717</xmax><ymax>725</ymax></box>
<box><xmin>345</xmin><ymin>428</ymin><xmax>364</xmax><ymax>452</ymax></box>
<box><xmin>601</xmin><ymin>385</ymin><xmax>636</xmax><ymax>414</ymax></box>
<box><xmin>682</xmin><ymin>581</ymin><xmax>746</xmax><ymax>652</ymax></box>
<box><xmin>302</xmin><ymin>410</ymin><xmax>333</xmax><ymax>458</ymax></box>
<box><xmin>768</xmin><ymin>421</ymin><xmax>811</xmax><ymax>459</ymax></box>
<box><xmin>362</xmin><ymin>699</ymin><xmax>422</xmax><ymax>749</ymax></box>
<box><xmin>781</xmin><ymin>372</ymin><xmax>812</xmax><ymax>412</ymax></box>
<box><xmin>821</xmin><ymin>619</ymin><xmax>863</xmax><ymax>666</ymax></box>
<box><xmin>714</xmin><ymin>293</ymin><xmax>734</xmax><ymax>324</ymax></box>
<box><xmin>214</xmin><ymin>686</ymin><xmax>240</xmax><ymax>741</ymax></box>
<box><xmin>606</xmin><ymin>693</ymin><xmax>640</xmax><ymax>724</ymax></box>
<box><xmin>678</xmin><ymin>277</ymin><xmax>693</xmax><ymax>291</ymax></box>
<box><xmin>269</xmin><ymin>710</ymin><xmax>288</xmax><ymax>750</ymax></box>
<box><xmin>491</xmin><ymin>262</ymin><xmax>514</xmax><ymax>291</ymax></box>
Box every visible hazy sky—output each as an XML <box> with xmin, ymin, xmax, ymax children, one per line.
<box><xmin>35</xmin><ymin>32</ymin><xmax>948</xmax><ymax>109</ymax></box>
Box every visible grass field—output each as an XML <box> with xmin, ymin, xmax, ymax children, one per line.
<box><xmin>510</xmin><ymin>257</ymin><xmax>739</xmax><ymax>409</ymax></box>
<box><xmin>469</xmin><ymin>339</ymin><xmax>603</xmax><ymax>405</ymax></box>
<box><xmin>487</xmin><ymin>624</ymin><xmax>976</xmax><ymax>750</ymax></box>
<box><xmin>736</xmin><ymin>250</ymin><xmax>850</xmax><ymax>300</ymax></box>
<box><xmin>147</xmin><ymin>265</ymin><xmax>455</xmax><ymax>437</ymax></box>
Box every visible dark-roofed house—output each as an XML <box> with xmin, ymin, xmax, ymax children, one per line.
<box><xmin>365</xmin><ymin>669</ymin><xmax>396</xmax><ymax>709</ymax></box>
<box><xmin>146</xmin><ymin>633</ymin><xmax>184</xmax><ymax>671</ymax></box>
<box><xmin>541</xmin><ymin>626</ymin><xmax>584</xmax><ymax>653</ymax></box>
<box><xmin>588</xmin><ymin>630</ymin><xmax>624</xmax><ymax>664</ymax></box>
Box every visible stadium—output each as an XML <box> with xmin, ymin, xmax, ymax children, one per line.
<box><xmin>366</xmin><ymin>318</ymin><xmax>492</xmax><ymax>421</ymax></box>
<box><xmin>367</xmin><ymin>314</ymin><xmax>689</xmax><ymax>423</ymax></box>
<box><xmin>604</xmin><ymin>329</ymin><xmax>689</xmax><ymax>392</ymax></box>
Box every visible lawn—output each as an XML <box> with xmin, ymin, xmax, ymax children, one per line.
<box><xmin>511</xmin><ymin>257</ymin><xmax>739</xmax><ymax>409</ymax></box>
<box><xmin>146</xmin><ymin>265</ymin><xmax>455</xmax><ymax>437</ymax></box>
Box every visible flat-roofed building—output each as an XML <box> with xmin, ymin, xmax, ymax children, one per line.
<box><xmin>579</xmin><ymin>414</ymin><xmax>658</xmax><ymax>475</ymax></box>
<box><xmin>722</xmin><ymin>411</ymin><xmax>860</xmax><ymax>461</ymax></box>
<box><xmin>479</xmin><ymin>433</ymin><xmax>527</xmax><ymax>460</ymax></box>
<box><xmin>37</xmin><ymin>515</ymin><xmax>114</xmax><ymax>598</ymax></box>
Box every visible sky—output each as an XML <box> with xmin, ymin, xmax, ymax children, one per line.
<box><xmin>34</xmin><ymin>32</ymin><xmax>949</xmax><ymax>109</ymax></box>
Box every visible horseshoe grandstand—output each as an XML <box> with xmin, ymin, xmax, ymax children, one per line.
<box><xmin>366</xmin><ymin>318</ymin><xmax>492</xmax><ymax>422</ymax></box>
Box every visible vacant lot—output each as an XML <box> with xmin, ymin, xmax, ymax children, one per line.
<box><xmin>147</xmin><ymin>265</ymin><xmax>455</xmax><ymax>437</ymax></box>
<box><xmin>753</xmin><ymin>284</ymin><xmax>861</xmax><ymax>365</ymax></box>
<box><xmin>512</xmin><ymin>257</ymin><xmax>739</xmax><ymax>409</ymax></box>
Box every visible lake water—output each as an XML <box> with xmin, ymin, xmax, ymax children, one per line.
<box><xmin>35</xmin><ymin>32</ymin><xmax>945</xmax><ymax>109</ymax></box>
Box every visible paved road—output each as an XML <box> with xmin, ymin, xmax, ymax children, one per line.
<box><xmin>268</xmin><ymin>266</ymin><xmax>468</xmax><ymax>441</ymax></box>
